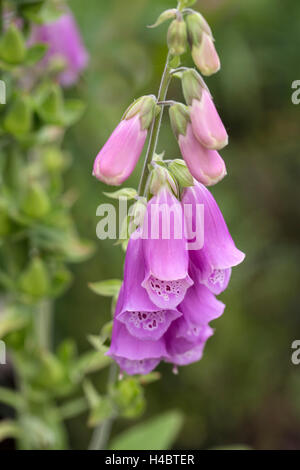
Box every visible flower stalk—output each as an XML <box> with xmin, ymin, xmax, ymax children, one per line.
<box><xmin>138</xmin><ymin>53</ymin><xmax>172</xmax><ymax>197</ymax></box>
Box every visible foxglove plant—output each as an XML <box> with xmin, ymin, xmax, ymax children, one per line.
<box><xmin>92</xmin><ymin>0</ymin><xmax>245</xmax><ymax>394</ymax></box>
<box><xmin>90</xmin><ymin>0</ymin><xmax>245</xmax><ymax>451</ymax></box>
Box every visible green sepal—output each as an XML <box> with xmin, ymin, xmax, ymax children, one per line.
<box><xmin>148</xmin><ymin>9</ymin><xmax>177</xmax><ymax>29</ymax></box>
<box><xmin>168</xmin><ymin>159</ymin><xmax>194</xmax><ymax>188</ymax></box>
<box><xmin>169</xmin><ymin>103</ymin><xmax>190</xmax><ymax>138</ymax></box>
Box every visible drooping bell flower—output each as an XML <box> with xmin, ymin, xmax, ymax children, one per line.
<box><xmin>182</xmin><ymin>70</ymin><xmax>228</xmax><ymax>150</ymax></box>
<box><xmin>107</xmin><ymin>286</ymin><xmax>168</xmax><ymax>375</ymax></box>
<box><xmin>93</xmin><ymin>95</ymin><xmax>157</xmax><ymax>186</ymax></box>
<box><xmin>169</xmin><ymin>103</ymin><xmax>227</xmax><ymax>186</ymax></box>
<box><xmin>29</xmin><ymin>9</ymin><xmax>88</xmax><ymax>86</ymax></box>
<box><xmin>186</xmin><ymin>12</ymin><xmax>220</xmax><ymax>76</ymax></box>
<box><xmin>116</xmin><ymin>235</ymin><xmax>182</xmax><ymax>341</ymax></box>
<box><xmin>165</xmin><ymin>276</ymin><xmax>224</xmax><ymax>366</ymax></box>
<box><xmin>141</xmin><ymin>186</ymin><xmax>193</xmax><ymax>309</ymax></box>
<box><xmin>182</xmin><ymin>181</ymin><xmax>245</xmax><ymax>294</ymax></box>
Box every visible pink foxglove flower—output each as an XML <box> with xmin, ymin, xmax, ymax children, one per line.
<box><xmin>29</xmin><ymin>10</ymin><xmax>88</xmax><ymax>87</ymax></box>
<box><xmin>116</xmin><ymin>236</ymin><xmax>182</xmax><ymax>341</ymax></box>
<box><xmin>93</xmin><ymin>95</ymin><xmax>156</xmax><ymax>186</ymax></box>
<box><xmin>182</xmin><ymin>181</ymin><xmax>245</xmax><ymax>295</ymax></box>
<box><xmin>182</xmin><ymin>70</ymin><xmax>228</xmax><ymax>150</ymax></box>
<box><xmin>166</xmin><ymin>278</ymin><xmax>224</xmax><ymax>366</ymax></box>
<box><xmin>107</xmin><ymin>286</ymin><xmax>168</xmax><ymax>375</ymax></box>
<box><xmin>169</xmin><ymin>104</ymin><xmax>227</xmax><ymax>186</ymax></box>
<box><xmin>141</xmin><ymin>186</ymin><xmax>193</xmax><ymax>309</ymax></box>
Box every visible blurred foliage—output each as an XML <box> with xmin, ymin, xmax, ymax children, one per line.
<box><xmin>53</xmin><ymin>0</ymin><xmax>300</xmax><ymax>450</ymax></box>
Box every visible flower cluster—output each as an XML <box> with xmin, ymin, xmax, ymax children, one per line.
<box><xmin>92</xmin><ymin>4</ymin><xmax>245</xmax><ymax>375</ymax></box>
<box><xmin>107</xmin><ymin>184</ymin><xmax>244</xmax><ymax>375</ymax></box>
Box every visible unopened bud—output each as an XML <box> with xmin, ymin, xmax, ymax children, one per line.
<box><xmin>167</xmin><ymin>19</ymin><xmax>187</xmax><ymax>56</ymax></box>
<box><xmin>191</xmin><ymin>33</ymin><xmax>220</xmax><ymax>76</ymax></box>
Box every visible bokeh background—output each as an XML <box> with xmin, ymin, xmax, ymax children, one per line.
<box><xmin>56</xmin><ymin>0</ymin><xmax>300</xmax><ymax>449</ymax></box>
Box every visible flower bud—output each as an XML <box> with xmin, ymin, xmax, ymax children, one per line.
<box><xmin>169</xmin><ymin>104</ymin><xmax>226</xmax><ymax>186</ymax></box>
<box><xmin>182</xmin><ymin>70</ymin><xmax>228</xmax><ymax>150</ymax></box>
<box><xmin>192</xmin><ymin>33</ymin><xmax>220</xmax><ymax>76</ymax></box>
<box><xmin>186</xmin><ymin>12</ymin><xmax>220</xmax><ymax>76</ymax></box>
<box><xmin>167</xmin><ymin>19</ymin><xmax>187</xmax><ymax>56</ymax></box>
<box><xmin>93</xmin><ymin>96</ymin><xmax>157</xmax><ymax>186</ymax></box>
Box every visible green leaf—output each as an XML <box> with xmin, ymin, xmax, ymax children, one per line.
<box><xmin>59</xmin><ymin>398</ymin><xmax>88</xmax><ymax>420</ymax></box>
<box><xmin>0</xmin><ymin>25</ymin><xmax>26</xmax><ymax>64</ymax></box>
<box><xmin>37</xmin><ymin>84</ymin><xmax>65</xmax><ymax>125</ymax></box>
<box><xmin>22</xmin><ymin>183</ymin><xmax>50</xmax><ymax>219</ymax></box>
<box><xmin>110</xmin><ymin>410</ymin><xmax>184</xmax><ymax>450</ymax></box>
<box><xmin>74</xmin><ymin>349</ymin><xmax>111</xmax><ymax>376</ymax></box>
<box><xmin>0</xmin><ymin>387</ymin><xmax>25</xmax><ymax>410</ymax></box>
<box><xmin>22</xmin><ymin>0</ymin><xmax>63</xmax><ymax>24</ymax></box>
<box><xmin>0</xmin><ymin>420</ymin><xmax>20</xmax><ymax>442</ymax></box>
<box><xmin>113</xmin><ymin>378</ymin><xmax>145</xmax><ymax>419</ymax></box>
<box><xmin>88</xmin><ymin>397</ymin><xmax>115</xmax><ymax>427</ymax></box>
<box><xmin>88</xmin><ymin>279</ymin><xmax>122</xmax><ymax>298</ymax></box>
<box><xmin>18</xmin><ymin>257</ymin><xmax>51</xmax><ymax>300</ymax></box>
<box><xmin>4</xmin><ymin>96</ymin><xmax>33</xmax><ymax>136</ymax></box>
<box><xmin>25</xmin><ymin>43</ymin><xmax>48</xmax><ymax>66</ymax></box>
<box><xmin>103</xmin><ymin>188</ymin><xmax>137</xmax><ymax>200</ymax></box>
<box><xmin>0</xmin><ymin>308</ymin><xmax>29</xmax><ymax>339</ymax></box>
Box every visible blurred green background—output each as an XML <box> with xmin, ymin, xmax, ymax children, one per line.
<box><xmin>57</xmin><ymin>0</ymin><xmax>300</xmax><ymax>450</ymax></box>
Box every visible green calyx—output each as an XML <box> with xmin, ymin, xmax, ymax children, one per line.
<box><xmin>167</xmin><ymin>19</ymin><xmax>187</xmax><ymax>56</ymax></box>
<box><xmin>124</xmin><ymin>95</ymin><xmax>157</xmax><ymax>130</ymax></box>
<box><xmin>169</xmin><ymin>103</ymin><xmax>190</xmax><ymax>138</ymax></box>
<box><xmin>168</xmin><ymin>159</ymin><xmax>194</xmax><ymax>189</ymax></box>
<box><xmin>185</xmin><ymin>12</ymin><xmax>212</xmax><ymax>47</ymax></box>
<box><xmin>182</xmin><ymin>69</ymin><xmax>206</xmax><ymax>105</ymax></box>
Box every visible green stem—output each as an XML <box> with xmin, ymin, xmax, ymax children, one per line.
<box><xmin>0</xmin><ymin>1</ymin><xmax>3</xmax><ymax>36</ymax></box>
<box><xmin>88</xmin><ymin>362</ymin><xmax>118</xmax><ymax>450</ymax></box>
<box><xmin>35</xmin><ymin>300</ymin><xmax>52</xmax><ymax>350</ymax></box>
<box><xmin>138</xmin><ymin>53</ymin><xmax>172</xmax><ymax>196</ymax></box>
